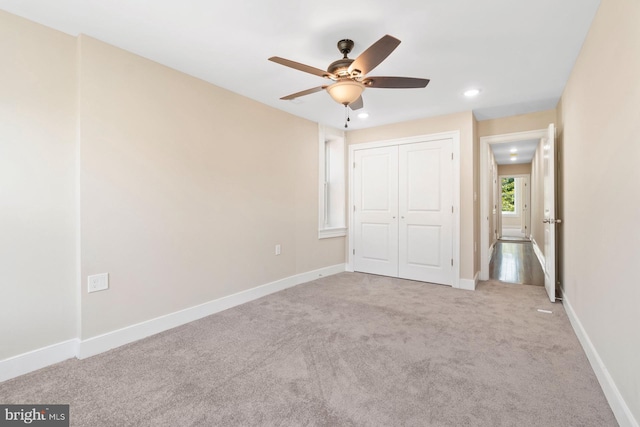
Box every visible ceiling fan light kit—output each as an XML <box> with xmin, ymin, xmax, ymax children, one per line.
<box><xmin>269</xmin><ymin>34</ymin><xmax>430</xmax><ymax>126</ymax></box>
<box><xmin>327</xmin><ymin>80</ymin><xmax>365</xmax><ymax>105</ymax></box>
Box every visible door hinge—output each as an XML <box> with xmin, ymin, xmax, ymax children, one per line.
<box><xmin>353</xmin><ymin>249</ymin><xmax>355</xmax><ymax>255</ymax></box>
<box><xmin>353</xmin><ymin>162</ymin><xmax>356</xmax><ymax>168</ymax></box>
<box><xmin>451</xmin><ymin>259</ymin><xmax>454</xmax><ymax>266</ymax></box>
<box><xmin>451</xmin><ymin>153</ymin><xmax>454</xmax><ymax>160</ymax></box>
<box><xmin>451</xmin><ymin>205</ymin><xmax>454</xmax><ymax>213</ymax></box>
<box><xmin>353</xmin><ymin>205</ymin><xmax>356</xmax><ymax>212</ymax></box>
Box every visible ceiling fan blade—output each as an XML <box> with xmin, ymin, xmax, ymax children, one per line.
<box><xmin>364</xmin><ymin>76</ymin><xmax>430</xmax><ymax>89</ymax></box>
<box><xmin>269</xmin><ymin>57</ymin><xmax>335</xmax><ymax>79</ymax></box>
<box><xmin>348</xmin><ymin>35</ymin><xmax>401</xmax><ymax>76</ymax></box>
<box><xmin>280</xmin><ymin>86</ymin><xmax>327</xmax><ymax>100</ymax></box>
<box><xmin>349</xmin><ymin>96</ymin><xmax>364</xmax><ymax>110</ymax></box>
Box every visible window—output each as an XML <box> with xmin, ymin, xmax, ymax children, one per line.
<box><xmin>501</xmin><ymin>176</ymin><xmax>523</xmax><ymax>217</ymax></box>
<box><xmin>318</xmin><ymin>125</ymin><xmax>346</xmax><ymax>238</ymax></box>
<box><xmin>501</xmin><ymin>177</ymin><xmax>515</xmax><ymax>213</ymax></box>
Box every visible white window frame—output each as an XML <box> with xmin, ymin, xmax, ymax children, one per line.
<box><xmin>500</xmin><ymin>176</ymin><xmax>520</xmax><ymax>217</ymax></box>
<box><xmin>318</xmin><ymin>124</ymin><xmax>346</xmax><ymax>239</ymax></box>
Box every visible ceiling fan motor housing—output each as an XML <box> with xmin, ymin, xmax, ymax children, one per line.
<box><xmin>328</xmin><ymin>39</ymin><xmax>358</xmax><ymax>77</ymax></box>
<box><xmin>328</xmin><ymin>58</ymin><xmax>354</xmax><ymax>77</ymax></box>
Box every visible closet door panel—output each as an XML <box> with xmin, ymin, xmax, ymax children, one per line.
<box><xmin>353</xmin><ymin>146</ymin><xmax>399</xmax><ymax>277</ymax></box>
<box><xmin>399</xmin><ymin>140</ymin><xmax>453</xmax><ymax>285</ymax></box>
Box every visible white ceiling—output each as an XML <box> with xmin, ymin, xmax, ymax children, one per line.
<box><xmin>0</xmin><ymin>0</ymin><xmax>601</xmax><ymax>130</ymax></box>
<box><xmin>492</xmin><ymin>139</ymin><xmax>539</xmax><ymax>165</ymax></box>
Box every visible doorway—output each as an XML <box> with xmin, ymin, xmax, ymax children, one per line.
<box><xmin>479</xmin><ymin>125</ymin><xmax>559</xmax><ymax>302</ymax></box>
<box><xmin>347</xmin><ymin>131</ymin><xmax>461</xmax><ymax>288</ymax></box>
<box><xmin>480</xmin><ymin>129</ymin><xmax>547</xmax><ymax>282</ymax></box>
<box><xmin>499</xmin><ymin>174</ymin><xmax>530</xmax><ymax>240</ymax></box>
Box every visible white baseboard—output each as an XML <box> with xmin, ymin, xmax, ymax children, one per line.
<box><xmin>563</xmin><ymin>294</ymin><xmax>638</xmax><ymax>427</ymax></box>
<box><xmin>0</xmin><ymin>339</ymin><xmax>79</xmax><ymax>383</ymax></box>
<box><xmin>531</xmin><ymin>238</ymin><xmax>545</xmax><ymax>271</ymax></box>
<box><xmin>458</xmin><ymin>272</ymin><xmax>479</xmax><ymax>291</ymax></box>
<box><xmin>1</xmin><ymin>264</ymin><xmax>346</xmax><ymax>381</ymax></box>
<box><xmin>78</xmin><ymin>263</ymin><xmax>346</xmax><ymax>359</ymax></box>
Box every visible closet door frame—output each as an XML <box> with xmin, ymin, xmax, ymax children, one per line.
<box><xmin>347</xmin><ymin>131</ymin><xmax>461</xmax><ymax>289</ymax></box>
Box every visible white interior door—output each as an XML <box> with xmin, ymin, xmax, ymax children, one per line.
<box><xmin>398</xmin><ymin>141</ymin><xmax>453</xmax><ymax>285</ymax></box>
<box><xmin>353</xmin><ymin>146</ymin><xmax>399</xmax><ymax>276</ymax></box>
<box><xmin>543</xmin><ymin>123</ymin><xmax>557</xmax><ymax>302</ymax></box>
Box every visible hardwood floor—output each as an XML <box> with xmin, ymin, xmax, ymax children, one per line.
<box><xmin>489</xmin><ymin>240</ymin><xmax>545</xmax><ymax>286</ymax></box>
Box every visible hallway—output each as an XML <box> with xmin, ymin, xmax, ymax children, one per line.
<box><xmin>489</xmin><ymin>240</ymin><xmax>545</xmax><ymax>286</ymax></box>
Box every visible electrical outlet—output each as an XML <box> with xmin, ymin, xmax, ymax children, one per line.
<box><xmin>88</xmin><ymin>273</ymin><xmax>109</xmax><ymax>293</ymax></box>
<box><xmin>275</xmin><ymin>244</ymin><xmax>281</xmax><ymax>256</ymax></box>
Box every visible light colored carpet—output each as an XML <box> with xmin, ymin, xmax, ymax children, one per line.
<box><xmin>0</xmin><ymin>273</ymin><xmax>616</xmax><ymax>426</ymax></box>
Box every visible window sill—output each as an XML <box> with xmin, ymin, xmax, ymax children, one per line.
<box><xmin>318</xmin><ymin>227</ymin><xmax>347</xmax><ymax>239</ymax></box>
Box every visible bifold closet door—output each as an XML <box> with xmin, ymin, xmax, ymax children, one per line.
<box><xmin>398</xmin><ymin>140</ymin><xmax>453</xmax><ymax>285</ymax></box>
<box><xmin>353</xmin><ymin>146</ymin><xmax>399</xmax><ymax>277</ymax></box>
<box><xmin>353</xmin><ymin>139</ymin><xmax>454</xmax><ymax>285</ymax></box>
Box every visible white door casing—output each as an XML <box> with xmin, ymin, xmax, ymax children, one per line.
<box><xmin>398</xmin><ymin>141</ymin><xmax>453</xmax><ymax>284</ymax></box>
<box><xmin>543</xmin><ymin>123</ymin><xmax>557</xmax><ymax>302</ymax></box>
<box><xmin>352</xmin><ymin>138</ymin><xmax>454</xmax><ymax>286</ymax></box>
<box><xmin>348</xmin><ymin>131</ymin><xmax>460</xmax><ymax>288</ymax></box>
<box><xmin>353</xmin><ymin>146</ymin><xmax>399</xmax><ymax>277</ymax></box>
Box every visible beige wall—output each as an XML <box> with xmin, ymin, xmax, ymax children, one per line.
<box><xmin>1</xmin><ymin>9</ymin><xmax>345</xmax><ymax>359</ymax></box>
<box><xmin>497</xmin><ymin>164</ymin><xmax>531</xmax><ymax>176</ymax></box>
<box><xmin>347</xmin><ymin>112</ymin><xmax>476</xmax><ymax>281</ymax></box>
<box><xmin>558</xmin><ymin>0</ymin><xmax>640</xmax><ymax>422</ymax></box>
<box><xmin>0</xmin><ymin>11</ymin><xmax>77</xmax><ymax>359</ymax></box>
<box><xmin>78</xmin><ymin>36</ymin><xmax>344</xmax><ymax>339</ymax></box>
<box><xmin>478</xmin><ymin>109</ymin><xmax>556</xmax><ymax>137</ymax></box>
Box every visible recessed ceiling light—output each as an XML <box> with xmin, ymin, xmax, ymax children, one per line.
<box><xmin>464</xmin><ymin>88</ymin><xmax>480</xmax><ymax>97</ymax></box>
<box><xmin>510</xmin><ymin>157</ymin><xmax>517</xmax><ymax>161</ymax></box>
<box><xmin>358</xmin><ymin>112</ymin><xmax>369</xmax><ymax>119</ymax></box>
<box><xmin>510</xmin><ymin>148</ymin><xmax>518</xmax><ymax>153</ymax></box>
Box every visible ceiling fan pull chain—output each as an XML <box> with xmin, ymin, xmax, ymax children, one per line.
<box><xmin>344</xmin><ymin>105</ymin><xmax>351</xmax><ymax>128</ymax></box>
<box><xmin>344</xmin><ymin>105</ymin><xmax>349</xmax><ymax>128</ymax></box>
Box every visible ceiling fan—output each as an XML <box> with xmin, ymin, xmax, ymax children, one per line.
<box><xmin>269</xmin><ymin>35</ymin><xmax>430</xmax><ymax>115</ymax></box>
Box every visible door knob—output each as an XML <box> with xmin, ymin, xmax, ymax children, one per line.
<box><xmin>555</xmin><ymin>219</ymin><xmax>562</xmax><ymax>224</ymax></box>
<box><xmin>543</xmin><ymin>219</ymin><xmax>549</xmax><ymax>223</ymax></box>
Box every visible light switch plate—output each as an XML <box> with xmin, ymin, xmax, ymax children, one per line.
<box><xmin>88</xmin><ymin>273</ymin><xmax>109</xmax><ymax>293</ymax></box>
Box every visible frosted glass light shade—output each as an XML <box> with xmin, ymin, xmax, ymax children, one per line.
<box><xmin>327</xmin><ymin>80</ymin><xmax>365</xmax><ymax>105</ymax></box>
